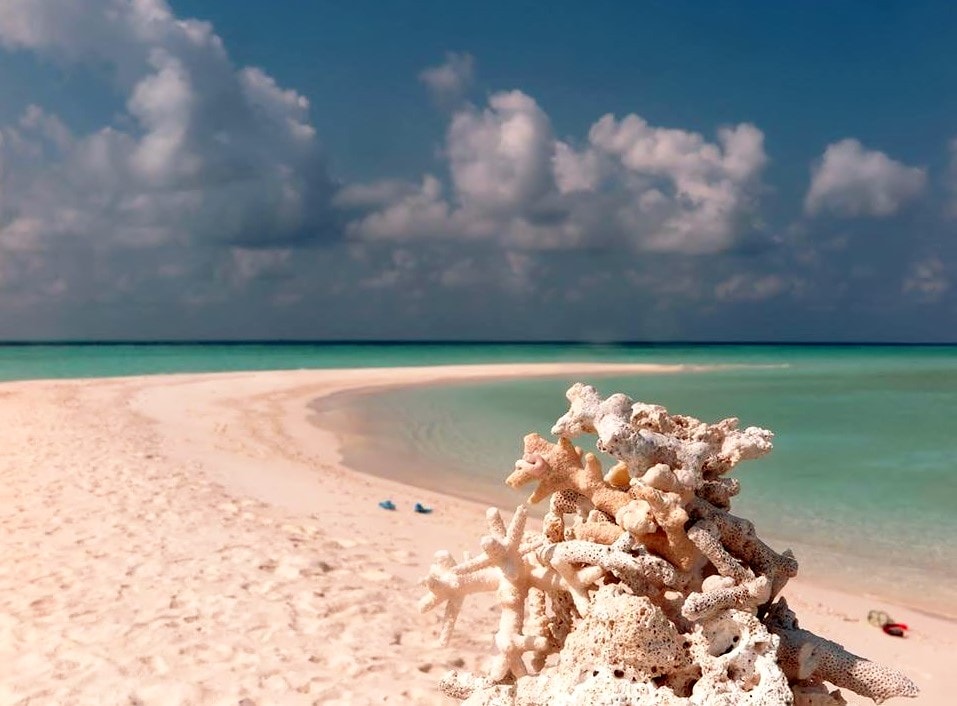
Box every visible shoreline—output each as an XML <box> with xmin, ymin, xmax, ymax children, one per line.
<box><xmin>1</xmin><ymin>364</ymin><xmax>952</xmax><ymax>704</ymax></box>
<box><xmin>310</xmin><ymin>370</ymin><xmax>957</xmax><ymax>622</ymax></box>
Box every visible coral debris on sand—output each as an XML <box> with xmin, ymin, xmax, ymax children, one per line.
<box><xmin>420</xmin><ymin>383</ymin><xmax>919</xmax><ymax>706</ymax></box>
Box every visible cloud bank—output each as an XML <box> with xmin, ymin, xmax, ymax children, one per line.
<box><xmin>0</xmin><ymin>0</ymin><xmax>332</xmax><ymax>254</ymax></box>
<box><xmin>0</xmin><ymin>4</ymin><xmax>952</xmax><ymax>341</ymax></box>
<box><xmin>344</xmin><ymin>91</ymin><xmax>768</xmax><ymax>254</ymax></box>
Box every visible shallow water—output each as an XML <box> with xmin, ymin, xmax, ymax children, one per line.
<box><xmin>329</xmin><ymin>346</ymin><xmax>957</xmax><ymax>615</ymax></box>
<box><xmin>2</xmin><ymin>342</ymin><xmax>954</xmax><ymax>613</ymax></box>
<box><xmin>0</xmin><ymin>341</ymin><xmax>813</xmax><ymax>380</ymax></box>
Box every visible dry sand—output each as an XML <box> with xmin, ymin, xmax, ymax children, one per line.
<box><xmin>0</xmin><ymin>364</ymin><xmax>952</xmax><ymax>705</ymax></box>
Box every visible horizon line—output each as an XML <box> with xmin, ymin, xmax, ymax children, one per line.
<box><xmin>0</xmin><ymin>340</ymin><xmax>955</xmax><ymax>347</ymax></box>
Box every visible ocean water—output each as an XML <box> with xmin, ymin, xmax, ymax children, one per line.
<box><xmin>325</xmin><ymin>345</ymin><xmax>957</xmax><ymax>615</ymax></box>
<box><xmin>0</xmin><ymin>342</ymin><xmax>808</xmax><ymax>381</ymax></box>
<box><xmin>2</xmin><ymin>343</ymin><xmax>954</xmax><ymax>613</ymax></box>
<box><xmin>0</xmin><ymin>342</ymin><xmax>603</xmax><ymax>380</ymax></box>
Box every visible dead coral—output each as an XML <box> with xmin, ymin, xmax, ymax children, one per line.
<box><xmin>682</xmin><ymin>574</ymin><xmax>771</xmax><ymax>622</ymax></box>
<box><xmin>630</xmin><ymin>472</ymin><xmax>697</xmax><ymax>570</ymax></box>
<box><xmin>551</xmin><ymin>383</ymin><xmax>773</xmax><ymax>488</ymax></box>
<box><xmin>559</xmin><ymin>584</ymin><xmax>691</xmax><ymax>683</ymax></box>
<box><xmin>542</xmin><ymin>489</ymin><xmax>586</xmax><ymax>543</ymax></box>
<box><xmin>508</xmin><ymin>434</ymin><xmax>656</xmax><ymax>535</ymax></box>
<box><xmin>767</xmin><ymin>599</ymin><xmax>920</xmax><ymax>704</ymax></box>
<box><xmin>690</xmin><ymin>499</ymin><xmax>799</xmax><ymax>609</ymax></box>
<box><xmin>420</xmin><ymin>506</ymin><xmax>549</xmax><ymax>680</ymax></box>
<box><xmin>423</xmin><ymin>383</ymin><xmax>919</xmax><ymax>705</ymax></box>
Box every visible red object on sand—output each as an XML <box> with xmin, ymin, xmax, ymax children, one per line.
<box><xmin>882</xmin><ymin>623</ymin><xmax>908</xmax><ymax>637</ymax></box>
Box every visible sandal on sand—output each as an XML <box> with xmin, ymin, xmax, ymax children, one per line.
<box><xmin>378</xmin><ymin>500</ymin><xmax>396</xmax><ymax>511</ymax></box>
<box><xmin>414</xmin><ymin>502</ymin><xmax>433</xmax><ymax>514</ymax></box>
<box><xmin>882</xmin><ymin>622</ymin><xmax>909</xmax><ymax>637</ymax></box>
<box><xmin>868</xmin><ymin>610</ymin><xmax>908</xmax><ymax>637</ymax></box>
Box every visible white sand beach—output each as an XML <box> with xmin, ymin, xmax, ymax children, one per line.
<box><xmin>0</xmin><ymin>364</ymin><xmax>952</xmax><ymax>705</ymax></box>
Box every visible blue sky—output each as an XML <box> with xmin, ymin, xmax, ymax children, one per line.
<box><xmin>0</xmin><ymin>0</ymin><xmax>954</xmax><ymax>340</ymax></box>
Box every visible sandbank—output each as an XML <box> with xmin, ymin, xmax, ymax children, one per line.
<box><xmin>0</xmin><ymin>364</ymin><xmax>952</xmax><ymax>705</ymax></box>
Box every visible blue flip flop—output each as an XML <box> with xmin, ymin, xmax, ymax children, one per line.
<box><xmin>414</xmin><ymin>502</ymin><xmax>433</xmax><ymax>514</ymax></box>
<box><xmin>378</xmin><ymin>499</ymin><xmax>396</xmax><ymax>511</ymax></box>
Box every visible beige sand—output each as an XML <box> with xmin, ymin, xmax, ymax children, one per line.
<box><xmin>0</xmin><ymin>364</ymin><xmax>952</xmax><ymax>706</ymax></box>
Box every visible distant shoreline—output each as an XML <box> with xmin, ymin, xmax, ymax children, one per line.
<box><xmin>1</xmin><ymin>340</ymin><xmax>956</xmax><ymax>346</ymax></box>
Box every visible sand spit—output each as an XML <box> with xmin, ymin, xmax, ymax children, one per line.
<box><xmin>0</xmin><ymin>365</ymin><xmax>952</xmax><ymax>705</ymax></box>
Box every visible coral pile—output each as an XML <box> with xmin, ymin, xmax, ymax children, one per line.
<box><xmin>420</xmin><ymin>383</ymin><xmax>919</xmax><ymax>706</ymax></box>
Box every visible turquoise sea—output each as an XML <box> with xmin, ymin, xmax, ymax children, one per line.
<box><xmin>2</xmin><ymin>343</ymin><xmax>955</xmax><ymax>614</ymax></box>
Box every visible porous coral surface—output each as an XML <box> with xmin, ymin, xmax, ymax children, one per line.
<box><xmin>420</xmin><ymin>384</ymin><xmax>919</xmax><ymax>705</ymax></box>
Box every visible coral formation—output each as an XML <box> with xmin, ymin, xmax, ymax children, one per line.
<box><xmin>420</xmin><ymin>384</ymin><xmax>919</xmax><ymax>705</ymax></box>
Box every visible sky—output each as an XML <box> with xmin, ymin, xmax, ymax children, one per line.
<box><xmin>0</xmin><ymin>0</ymin><xmax>954</xmax><ymax>342</ymax></box>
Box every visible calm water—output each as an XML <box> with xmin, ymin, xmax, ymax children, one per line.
<box><xmin>326</xmin><ymin>345</ymin><xmax>957</xmax><ymax>615</ymax></box>
<box><xmin>2</xmin><ymin>343</ymin><xmax>954</xmax><ymax>613</ymax></box>
<box><xmin>0</xmin><ymin>342</ymin><xmax>834</xmax><ymax>380</ymax></box>
<box><xmin>0</xmin><ymin>342</ymin><xmax>635</xmax><ymax>380</ymax></box>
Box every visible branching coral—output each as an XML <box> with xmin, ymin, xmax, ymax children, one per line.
<box><xmin>421</xmin><ymin>383</ymin><xmax>919</xmax><ymax>705</ymax></box>
<box><xmin>508</xmin><ymin>434</ymin><xmax>656</xmax><ymax>535</ymax></box>
<box><xmin>682</xmin><ymin>574</ymin><xmax>771</xmax><ymax>622</ymax></box>
<box><xmin>688</xmin><ymin>499</ymin><xmax>799</xmax><ymax>609</ymax></box>
<box><xmin>767</xmin><ymin>599</ymin><xmax>919</xmax><ymax>705</ymax></box>
<box><xmin>550</xmin><ymin>383</ymin><xmax>773</xmax><ymax>488</ymax></box>
<box><xmin>420</xmin><ymin>505</ymin><xmax>554</xmax><ymax>680</ymax></box>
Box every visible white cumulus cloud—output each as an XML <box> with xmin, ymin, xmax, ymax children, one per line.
<box><xmin>448</xmin><ymin>90</ymin><xmax>556</xmax><ymax>214</ymax></box>
<box><xmin>804</xmin><ymin>139</ymin><xmax>925</xmax><ymax>217</ymax></box>
<box><xmin>586</xmin><ymin>116</ymin><xmax>767</xmax><ymax>252</ymax></box>
<box><xmin>0</xmin><ymin>0</ymin><xmax>332</xmax><ymax>252</ymax></box>
<box><xmin>340</xmin><ymin>175</ymin><xmax>451</xmax><ymax>241</ymax></box>
<box><xmin>346</xmin><ymin>85</ymin><xmax>768</xmax><ymax>254</ymax></box>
